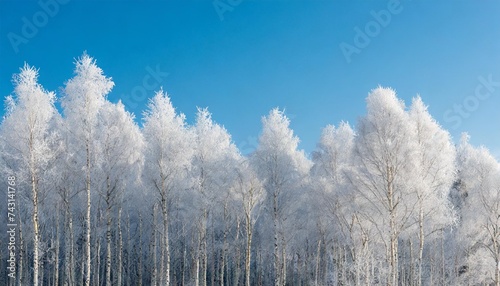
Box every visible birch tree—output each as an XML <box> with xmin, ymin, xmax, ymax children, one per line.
<box><xmin>251</xmin><ymin>108</ymin><xmax>311</xmax><ymax>286</ymax></box>
<box><xmin>454</xmin><ymin>134</ymin><xmax>500</xmax><ymax>285</ymax></box>
<box><xmin>408</xmin><ymin>96</ymin><xmax>456</xmax><ymax>285</ymax></box>
<box><xmin>96</xmin><ymin>101</ymin><xmax>143</xmax><ymax>286</ymax></box>
<box><xmin>349</xmin><ymin>87</ymin><xmax>418</xmax><ymax>286</ymax></box>
<box><xmin>190</xmin><ymin>107</ymin><xmax>240</xmax><ymax>286</ymax></box>
<box><xmin>0</xmin><ymin>64</ymin><xmax>58</xmax><ymax>286</ymax></box>
<box><xmin>62</xmin><ymin>52</ymin><xmax>114</xmax><ymax>286</ymax></box>
<box><xmin>311</xmin><ymin>122</ymin><xmax>365</xmax><ymax>284</ymax></box>
<box><xmin>142</xmin><ymin>89</ymin><xmax>193</xmax><ymax>286</ymax></box>
<box><xmin>234</xmin><ymin>160</ymin><xmax>264</xmax><ymax>286</ymax></box>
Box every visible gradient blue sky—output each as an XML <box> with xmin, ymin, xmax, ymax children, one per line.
<box><xmin>1</xmin><ymin>0</ymin><xmax>499</xmax><ymax>157</ymax></box>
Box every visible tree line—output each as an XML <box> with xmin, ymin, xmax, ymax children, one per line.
<box><xmin>1</xmin><ymin>53</ymin><xmax>499</xmax><ymax>286</ymax></box>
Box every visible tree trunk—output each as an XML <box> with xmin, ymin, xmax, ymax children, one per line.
<box><xmin>31</xmin><ymin>155</ymin><xmax>40</xmax><ymax>286</ymax></box>
<box><xmin>282</xmin><ymin>244</ymin><xmax>287</xmax><ymax>286</ymax></box>
<box><xmin>495</xmin><ymin>257</ymin><xmax>499</xmax><ymax>286</ymax></box>
<box><xmin>315</xmin><ymin>239</ymin><xmax>321</xmax><ymax>286</ymax></box>
<box><xmin>127</xmin><ymin>215</ymin><xmax>132</xmax><ymax>286</ymax></box>
<box><xmin>273</xmin><ymin>190</ymin><xmax>281</xmax><ymax>286</ymax></box>
<box><xmin>117</xmin><ymin>208</ymin><xmax>123</xmax><ymax>286</ymax></box>
<box><xmin>96</xmin><ymin>237</ymin><xmax>101</xmax><ymax>286</ymax></box>
<box><xmin>182</xmin><ymin>241</ymin><xmax>186</xmax><ymax>286</ymax></box>
<box><xmin>65</xmin><ymin>201</ymin><xmax>75</xmax><ymax>286</ymax></box>
<box><xmin>260</xmin><ymin>249</ymin><xmax>264</xmax><ymax>286</ymax></box>
<box><xmin>390</xmin><ymin>232</ymin><xmax>397</xmax><ymax>286</ymax></box>
<box><xmin>106</xmin><ymin>201</ymin><xmax>112</xmax><ymax>286</ymax></box>
<box><xmin>441</xmin><ymin>230</ymin><xmax>445</xmax><ymax>285</ymax></box>
<box><xmin>418</xmin><ymin>206</ymin><xmax>424</xmax><ymax>286</ymax></box>
<box><xmin>162</xmin><ymin>193</ymin><xmax>171</xmax><ymax>286</ymax></box>
<box><xmin>18</xmin><ymin>211</ymin><xmax>24</xmax><ymax>286</ymax></box>
<box><xmin>159</xmin><ymin>230</ymin><xmax>164</xmax><ymax>286</ymax></box>
<box><xmin>245</xmin><ymin>213</ymin><xmax>252</xmax><ymax>286</ymax></box>
<box><xmin>81</xmin><ymin>229</ymin><xmax>86</xmax><ymax>285</ymax></box>
<box><xmin>388</xmin><ymin>170</ymin><xmax>398</xmax><ymax>286</ymax></box>
<box><xmin>201</xmin><ymin>209</ymin><xmax>208</xmax><ymax>286</ymax></box>
<box><xmin>85</xmin><ymin>141</ymin><xmax>92</xmax><ymax>286</ymax></box>
<box><xmin>54</xmin><ymin>212</ymin><xmax>60</xmax><ymax>286</ymax></box>
<box><xmin>195</xmin><ymin>233</ymin><xmax>200</xmax><ymax>286</ymax></box>
<box><xmin>220</xmin><ymin>202</ymin><xmax>228</xmax><ymax>286</ymax></box>
<box><xmin>234</xmin><ymin>219</ymin><xmax>241</xmax><ymax>286</ymax></box>
<box><xmin>138</xmin><ymin>213</ymin><xmax>143</xmax><ymax>286</ymax></box>
<box><xmin>409</xmin><ymin>239</ymin><xmax>413</xmax><ymax>286</ymax></box>
<box><xmin>151</xmin><ymin>204</ymin><xmax>157</xmax><ymax>286</ymax></box>
<box><xmin>211</xmin><ymin>219</ymin><xmax>215</xmax><ymax>286</ymax></box>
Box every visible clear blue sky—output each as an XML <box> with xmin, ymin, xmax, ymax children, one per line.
<box><xmin>1</xmin><ymin>0</ymin><xmax>499</xmax><ymax>158</ymax></box>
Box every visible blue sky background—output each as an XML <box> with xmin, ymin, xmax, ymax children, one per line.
<box><xmin>1</xmin><ymin>0</ymin><xmax>499</xmax><ymax>158</ymax></box>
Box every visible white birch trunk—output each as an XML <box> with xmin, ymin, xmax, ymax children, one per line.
<box><xmin>161</xmin><ymin>192</ymin><xmax>171</xmax><ymax>286</ymax></box>
<box><xmin>138</xmin><ymin>213</ymin><xmax>143</xmax><ymax>286</ymax></box>
<box><xmin>151</xmin><ymin>205</ymin><xmax>157</xmax><ymax>286</ymax></box>
<box><xmin>245</xmin><ymin>213</ymin><xmax>252</xmax><ymax>286</ymax></box>
<box><xmin>117</xmin><ymin>208</ymin><xmax>123</xmax><ymax>286</ymax></box>
<box><xmin>106</xmin><ymin>199</ymin><xmax>112</xmax><ymax>286</ymax></box>
<box><xmin>54</xmin><ymin>211</ymin><xmax>60</xmax><ymax>286</ymax></box>
<box><xmin>18</xmin><ymin>209</ymin><xmax>24</xmax><ymax>286</ymax></box>
<box><xmin>85</xmin><ymin>141</ymin><xmax>91</xmax><ymax>286</ymax></box>
<box><xmin>30</xmin><ymin>140</ymin><xmax>40</xmax><ymax>286</ymax></box>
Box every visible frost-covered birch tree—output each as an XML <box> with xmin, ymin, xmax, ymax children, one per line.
<box><xmin>233</xmin><ymin>160</ymin><xmax>264</xmax><ymax>286</ymax></box>
<box><xmin>408</xmin><ymin>96</ymin><xmax>456</xmax><ymax>285</ymax></box>
<box><xmin>454</xmin><ymin>134</ymin><xmax>500</xmax><ymax>285</ymax></box>
<box><xmin>311</xmin><ymin>122</ymin><xmax>365</xmax><ymax>285</ymax></box>
<box><xmin>251</xmin><ymin>108</ymin><xmax>311</xmax><ymax>286</ymax></box>
<box><xmin>96</xmin><ymin>101</ymin><xmax>143</xmax><ymax>286</ymax></box>
<box><xmin>190</xmin><ymin>107</ymin><xmax>240</xmax><ymax>286</ymax></box>
<box><xmin>62</xmin><ymin>53</ymin><xmax>114</xmax><ymax>286</ymax></box>
<box><xmin>0</xmin><ymin>64</ymin><xmax>59</xmax><ymax>286</ymax></box>
<box><xmin>349</xmin><ymin>87</ymin><xmax>419</xmax><ymax>286</ymax></box>
<box><xmin>142</xmin><ymin>89</ymin><xmax>193</xmax><ymax>286</ymax></box>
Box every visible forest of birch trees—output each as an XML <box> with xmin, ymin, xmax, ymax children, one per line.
<box><xmin>1</xmin><ymin>53</ymin><xmax>500</xmax><ymax>286</ymax></box>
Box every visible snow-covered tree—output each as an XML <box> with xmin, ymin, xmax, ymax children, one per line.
<box><xmin>96</xmin><ymin>101</ymin><xmax>143</xmax><ymax>286</ymax></box>
<box><xmin>311</xmin><ymin>122</ymin><xmax>354</xmax><ymax>184</ymax></box>
<box><xmin>311</xmin><ymin>122</ymin><xmax>360</xmax><ymax>285</ymax></box>
<box><xmin>408</xmin><ymin>96</ymin><xmax>456</xmax><ymax>285</ymax></box>
<box><xmin>142</xmin><ymin>89</ymin><xmax>193</xmax><ymax>286</ymax></box>
<box><xmin>251</xmin><ymin>108</ymin><xmax>311</xmax><ymax>286</ymax></box>
<box><xmin>0</xmin><ymin>64</ymin><xmax>59</xmax><ymax>286</ymax></box>
<box><xmin>453</xmin><ymin>134</ymin><xmax>500</xmax><ymax>285</ymax></box>
<box><xmin>62</xmin><ymin>52</ymin><xmax>114</xmax><ymax>286</ymax></box>
<box><xmin>233</xmin><ymin>159</ymin><xmax>264</xmax><ymax>286</ymax></box>
<box><xmin>348</xmin><ymin>87</ymin><xmax>419</xmax><ymax>286</ymax></box>
<box><xmin>190</xmin><ymin>107</ymin><xmax>240</xmax><ymax>286</ymax></box>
